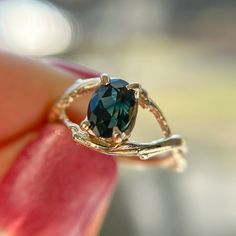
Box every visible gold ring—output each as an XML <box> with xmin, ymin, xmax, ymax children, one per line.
<box><xmin>51</xmin><ymin>74</ymin><xmax>187</xmax><ymax>172</ymax></box>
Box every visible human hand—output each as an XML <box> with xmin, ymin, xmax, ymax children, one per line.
<box><xmin>0</xmin><ymin>52</ymin><xmax>117</xmax><ymax>236</ymax></box>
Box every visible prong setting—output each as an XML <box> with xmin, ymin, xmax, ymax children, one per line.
<box><xmin>100</xmin><ymin>73</ymin><xmax>110</xmax><ymax>85</ymax></box>
<box><xmin>80</xmin><ymin>120</ymin><xmax>91</xmax><ymax>131</ymax></box>
<box><xmin>112</xmin><ymin>127</ymin><xmax>127</xmax><ymax>143</ymax></box>
<box><xmin>126</xmin><ymin>82</ymin><xmax>141</xmax><ymax>99</ymax></box>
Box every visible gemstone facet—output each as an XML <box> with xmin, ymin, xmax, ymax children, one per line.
<box><xmin>87</xmin><ymin>79</ymin><xmax>136</xmax><ymax>138</ymax></box>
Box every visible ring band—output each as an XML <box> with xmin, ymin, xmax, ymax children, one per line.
<box><xmin>51</xmin><ymin>74</ymin><xmax>187</xmax><ymax>171</ymax></box>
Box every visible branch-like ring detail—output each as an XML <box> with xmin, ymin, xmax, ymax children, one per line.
<box><xmin>51</xmin><ymin>75</ymin><xmax>187</xmax><ymax>172</ymax></box>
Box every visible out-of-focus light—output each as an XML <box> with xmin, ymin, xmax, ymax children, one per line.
<box><xmin>0</xmin><ymin>0</ymin><xmax>74</xmax><ymax>56</ymax></box>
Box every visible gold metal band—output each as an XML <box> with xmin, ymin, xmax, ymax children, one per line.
<box><xmin>51</xmin><ymin>77</ymin><xmax>187</xmax><ymax>172</ymax></box>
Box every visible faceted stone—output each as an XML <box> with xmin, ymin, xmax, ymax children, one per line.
<box><xmin>87</xmin><ymin>79</ymin><xmax>136</xmax><ymax>138</ymax></box>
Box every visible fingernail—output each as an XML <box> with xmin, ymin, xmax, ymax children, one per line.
<box><xmin>0</xmin><ymin>124</ymin><xmax>117</xmax><ymax>236</ymax></box>
<box><xmin>44</xmin><ymin>58</ymin><xmax>100</xmax><ymax>78</ymax></box>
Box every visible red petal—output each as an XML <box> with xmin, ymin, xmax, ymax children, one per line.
<box><xmin>0</xmin><ymin>124</ymin><xmax>117</xmax><ymax>236</ymax></box>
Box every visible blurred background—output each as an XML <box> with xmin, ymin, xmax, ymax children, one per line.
<box><xmin>0</xmin><ymin>0</ymin><xmax>235</xmax><ymax>235</ymax></box>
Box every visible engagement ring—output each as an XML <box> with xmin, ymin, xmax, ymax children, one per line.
<box><xmin>51</xmin><ymin>74</ymin><xmax>187</xmax><ymax>171</ymax></box>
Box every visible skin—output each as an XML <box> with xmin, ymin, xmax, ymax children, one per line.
<box><xmin>0</xmin><ymin>51</ymin><xmax>116</xmax><ymax>236</ymax></box>
<box><xmin>0</xmin><ymin>52</ymin><xmax>91</xmax><ymax>177</ymax></box>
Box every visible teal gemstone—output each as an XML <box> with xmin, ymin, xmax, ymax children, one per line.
<box><xmin>87</xmin><ymin>79</ymin><xmax>136</xmax><ymax>138</ymax></box>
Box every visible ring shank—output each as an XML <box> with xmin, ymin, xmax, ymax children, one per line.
<box><xmin>118</xmin><ymin>151</ymin><xmax>186</xmax><ymax>171</ymax></box>
<box><xmin>118</xmin><ymin>139</ymin><xmax>187</xmax><ymax>172</ymax></box>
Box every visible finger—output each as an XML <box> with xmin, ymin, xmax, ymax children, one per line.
<box><xmin>0</xmin><ymin>53</ymin><xmax>99</xmax><ymax>175</ymax></box>
<box><xmin>0</xmin><ymin>51</ymin><xmax>98</xmax><ymax>144</ymax></box>
<box><xmin>43</xmin><ymin>58</ymin><xmax>99</xmax><ymax>78</ymax></box>
<box><xmin>0</xmin><ymin>132</ymin><xmax>36</xmax><ymax>179</ymax></box>
<box><xmin>0</xmin><ymin>57</ymin><xmax>115</xmax><ymax>235</ymax></box>
<box><xmin>0</xmin><ymin>124</ymin><xmax>117</xmax><ymax>236</ymax></box>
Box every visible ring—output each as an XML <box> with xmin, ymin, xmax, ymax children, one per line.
<box><xmin>51</xmin><ymin>74</ymin><xmax>187</xmax><ymax>171</ymax></box>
